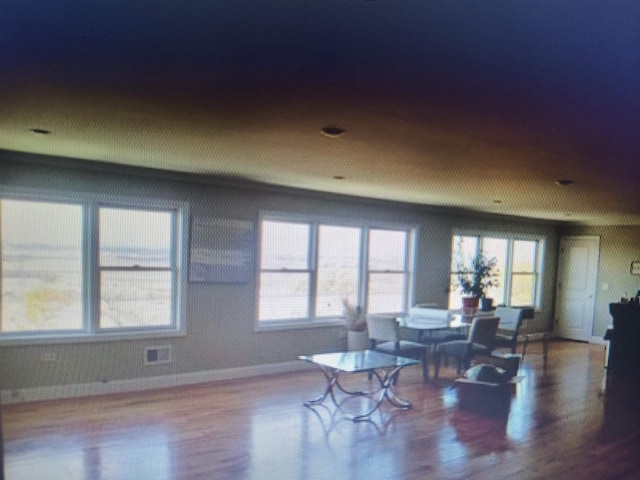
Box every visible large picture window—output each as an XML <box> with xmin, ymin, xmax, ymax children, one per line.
<box><xmin>0</xmin><ymin>192</ymin><xmax>188</xmax><ymax>342</ymax></box>
<box><xmin>449</xmin><ymin>233</ymin><xmax>543</xmax><ymax>309</ymax></box>
<box><xmin>258</xmin><ymin>213</ymin><xmax>415</xmax><ymax>328</ymax></box>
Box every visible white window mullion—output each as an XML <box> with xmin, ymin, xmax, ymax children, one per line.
<box><xmin>403</xmin><ymin>229</ymin><xmax>413</xmax><ymax>313</ymax></box>
<box><xmin>168</xmin><ymin>209</ymin><xmax>176</xmax><ymax>329</ymax></box>
<box><xmin>308</xmin><ymin>223</ymin><xmax>318</xmax><ymax>318</ymax></box>
<box><xmin>532</xmin><ymin>240</ymin><xmax>541</xmax><ymax>305</ymax></box>
<box><xmin>170</xmin><ymin>209</ymin><xmax>179</xmax><ymax>329</ymax></box>
<box><xmin>503</xmin><ymin>239</ymin><xmax>514</xmax><ymax>306</ymax></box>
<box><xmin>359</xmin><ymin>227</ymin><xmax>369</xmax><ymax>313</ymax></box>
<box><xmin>86</xmin><ymin>202</ymin><xmax>100</xmax><ymax>334</ymax></box>
<box><xmin>533</xmin><ymin>241</ymin><xmax>544</xmax><ymax>305</ymax></box>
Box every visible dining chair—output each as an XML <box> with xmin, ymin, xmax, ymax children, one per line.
<box><xmin>367</xmin><ymin>314</ymin><xmax>430</xmax><ymax>382</ymax></box>
<box><xmin>493</xmin><ymin>306</ymin><xmax>529</xmax><ymax>354</ymax></box>
<box><xmin>404</xmin><ymin>306</ymin><xmax>466</xmax><ymax>348</ymax></box>
<box><xmin>433</xmin><ymin>316</ymin><xmax>500</xmax><ymax>378</ymax></box>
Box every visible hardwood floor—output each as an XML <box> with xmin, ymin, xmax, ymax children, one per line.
<box><xmin>3</xmin><ymin>340</ymin><xmax>640</xmax><ymax>480</ymax></box>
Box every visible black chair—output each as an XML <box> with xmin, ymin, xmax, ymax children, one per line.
<box><xmin>367</xmin><ymin>314</ymin><xmax>430</xmax><ymax>382</ymax></box>
<box><xmin>433</xmin><ymin>316</ymin><xmax>500</xmax><ymax>378</ymax></box>
<box><xmin>491</xmin><ymin>306</ymin><xmax>550</xmax><ymax>366</ymax></box>
<box><xmin>493</xmin><ymin>306</ymin><xmax>531</xmax><ymax>354</ymax></box>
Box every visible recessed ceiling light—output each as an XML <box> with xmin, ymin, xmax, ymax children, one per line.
<box><xmin>30</xmin><ymin>128</ymin><xmax>51</xmax><ymax>135</ymax></box>
<box><xmin>321</xmin><ymin>126</ymin><xmax>346</xmax><ymax>138</ymax></box>
<box><xmin>555</xmin><ymin>179</ymin><xmax>573</xmax><ymax>187</ymax></box>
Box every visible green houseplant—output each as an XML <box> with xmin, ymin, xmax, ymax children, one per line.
<box><xmin>454</xmin><ymin>249</ymin><xmax>499</xmax><ymax>311</ymax></box>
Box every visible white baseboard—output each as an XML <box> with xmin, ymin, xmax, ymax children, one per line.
<box><xmin>1</xmin><ymin>360</ymin><xmax>313</xmax><ymax>405</ymax></box>
<box><xmin>589</xmin><ymin>336</ymin><xmax>608</xmax><ymax>346</ymax></box>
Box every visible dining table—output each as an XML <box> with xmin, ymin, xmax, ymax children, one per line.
<box><xmin>398</xmin><ymin>311</ymin><xmax>468</xmax><ymax>342</ymax></box>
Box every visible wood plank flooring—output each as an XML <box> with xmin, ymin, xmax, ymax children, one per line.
<box><xmin>3</xmin><ymin>340</ymin><xmax>640</xmax><ymax>480</ymax></box>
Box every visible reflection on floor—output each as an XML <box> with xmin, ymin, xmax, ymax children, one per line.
<box><xmin>3</xmin><ymin>340</ymin><xmax>640</xmax><ymax>480</ymax></box>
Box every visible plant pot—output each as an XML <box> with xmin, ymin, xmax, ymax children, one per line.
<box><xmin>480</xmin><ymin>297</ymin><xmax>494</xmax><ymax>311</ymax></box>
<box><xmin>347</xmin><ymin>329</ymin><xmax>370</xmax><ymax>351</ymax></box>
<box><xmin>461</xmin><ymin>296</ymin><xmax>479</xmax><ymax>319</ymax></box>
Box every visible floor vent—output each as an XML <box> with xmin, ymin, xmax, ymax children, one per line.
<box><xmin>144</xmin><ymin>346</ymin><xmax>172</xmax><ymax>365</ymax></box>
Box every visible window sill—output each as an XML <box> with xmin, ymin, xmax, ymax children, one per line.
<box><xmin>255</xmin><ymin>318</ymin><xmax>345</xmax><ymax>332</ymax></box>
<box><xmin>0</xmin><ymin>328</ymin><xmax>187</xmax><ymax>346</ymax></box>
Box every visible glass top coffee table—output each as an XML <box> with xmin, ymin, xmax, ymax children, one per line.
<box><xmin>299</xmin><ymin>350</ymin><xmax>419</xmax><ymax>421</ymax></box>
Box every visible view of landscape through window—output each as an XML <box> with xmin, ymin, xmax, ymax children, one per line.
<box><xmin>449</xmin><ymin>234</ymin><xmax>540</xmax><ymax>309</ymax></box>
<box><xmin>0</xmin><ymin>199</ymin><xmax>175</xmax><ymax>334</ymax></box>
<box><xmin>367</xmin><ymin>229</ymin><xmax>407</xmax><ymax>313</ymax></box>
<box><xmin>316</xmin><ymin>225</ymin><xmax>360</xmax><ymax>317</ymax></box>
<box><xmin>259</xmin><ymin>219</ymin><xmax>410</xmax><ymax>322</ymax></box>
<box><xmin>1</xmin><ymin>200</ymin><xmax>83</xmax><ymax>332</ymax></box>
<box><xmin>3</xmin><ymin>198</ymin><xmax>540</xmax><ymax>333</ymax></box>
<box><xmin>99</xmin><ymin>207</ymin><xmax>173</xmax><ymax>329</ymax></box>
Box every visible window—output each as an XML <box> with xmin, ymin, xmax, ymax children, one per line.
<box><xmin>0</xmin><ymin>192</ymin><xmax>188</xmax><ymax>341</ymax></box>
<box><xmin>99</xmin><ymin>208</ymin><xmax>174</xmax><ymax>329</ymax></box>
<box><xmin>367</xmin><ymin>229</ymin><xmax>409</xmax><ymax>314</ymax></box>
<box><xmin>1</xmin><ymin>199</ymin><xmax>84</xmax><ymax>333</ymax></box>
<box><xmin>258</xmin><ymin>220</ymin><xmax>311</xmax><ymax>321</ymax></box>
<box><xmin>510</xmin><ymin>240</ymin><xmax>538</xmax><ymax>306</ymax></box>
<box><xmin>449</xmin><ymin>233</ymin><xmax>543</xmax><ymax>309</ymax></box>
<box><xmin>316</xmin><ymin>225</ymin><xmax>360</xmax><ymax>317</ymax></box>
<box><xmin>258</xmin><ymin>213</ymin><xmax>415</xmax><ymax>328</ymax></box>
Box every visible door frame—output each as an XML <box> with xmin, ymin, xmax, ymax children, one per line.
<box><xmin>554</xmin><ymin>235</ymin><xmax>600</xmax><ymax>341</ymax></box>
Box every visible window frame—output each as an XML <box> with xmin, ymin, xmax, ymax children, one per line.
<box><xmin>508</xmin><ymin>239</ymin><xmax>543</xmax><ymax>307</ymax></box>
<box><xmin>449</xmin><ymin>230</ymin><xmax>545</xmax><ymax>309</ymax></box>
<box><xmin>256</xmin><ymin>211</ymin><xmax>416</xmax><ymax>331</ymax></box>
<box><xmin>0</xmin><ymin>187</ymin><xmax>189</xmax><ymax>345</ymax></box>
<box><xmin>366</xmin><ymin>227</ymin><xmax>414</xmax><ymax>315</ymax></box>
<box><xmin>315</xmin><ymin>223</ymin><xmax>362</xmax><ymax>318</ymax></box>
<box><xmin>257</xmin><ymin>218</ymin><xmax>313</xmax><ymax>322</ymax></box>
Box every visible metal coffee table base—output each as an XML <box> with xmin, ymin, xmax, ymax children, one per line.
<box><xmin>300</xmin><ymin>350</ymin><xmax>418</xmax><ymax>421</ymax></box>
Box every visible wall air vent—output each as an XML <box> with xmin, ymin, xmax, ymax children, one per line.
<box><xmin>144</xmin><ymin>346</ymin><xmax>172</xmax><ymax>365</ymax></box>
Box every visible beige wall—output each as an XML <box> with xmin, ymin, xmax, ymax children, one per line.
<box><xmin>0</xmin><ymin>152</ymin><xmax>559</xmax><ymax>390</ymax></box>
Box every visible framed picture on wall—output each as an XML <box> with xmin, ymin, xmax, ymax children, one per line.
<box><xmin>189</xmin><ymin>217</ymin><xmax>254</xmax><ymax>283</ymax></box>
<box><xmin>631</xmin><ymin>261</ymin><xmax>640</xmax><ymax>276</ymax></box>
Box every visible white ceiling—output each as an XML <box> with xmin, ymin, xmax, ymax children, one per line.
<box><xmin>1</xmin><ymin>1</ymin><xmax>639</xmax><ymax>225</ymax></box>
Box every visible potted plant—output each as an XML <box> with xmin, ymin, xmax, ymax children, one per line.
<box><xmin>454</xmin><ymin>249</ymin><xmax>499</xmax><ymax>314</ymax></box>
<box><xmin>342</xmin><ymin>298</ymin><xmax>369</xmax><ymax>350</ymax></box>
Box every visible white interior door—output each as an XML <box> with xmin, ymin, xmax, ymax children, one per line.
<box><xmin>554</xmin><ymin>236</ymin><xmax>600</xmax><ymax>341</ymax></box>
